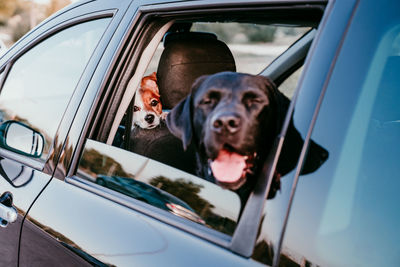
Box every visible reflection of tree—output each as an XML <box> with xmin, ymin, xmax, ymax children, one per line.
<box><xmin>79</xmin><ymin>148</ymin><xmax>131</xmax><ymax>178</ymax></box>
<box><xmin>150</xmin><ymin>176</ymin><xmax>212</xmax><ymax>216</ymax></box>
<box><xmin>149</xmin><ymin>176</ymin><xmax>237</xmax><ymax>235</ymax></box>
<box><xmin>252</xmin><ymin>238</ymin><xmax>318</xmax><ymax>267</ymax></box>
<box><xmin>253</xmin><ymin>240</ymin><xmax>274</xmax><ymax>266</ymax></box>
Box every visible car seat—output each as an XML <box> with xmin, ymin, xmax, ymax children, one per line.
<box><xmin>129</xmin><ymin>31</ymin><xmax>236</xmax><ymax>175</ymax></box>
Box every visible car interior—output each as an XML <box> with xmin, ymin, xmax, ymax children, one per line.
<box><xmin>76</xmin><ymin>7</ymin><xmax>324</xmax><ymax>257</ymax></box>
<box><xmin>109</xmin><ymin>22</ymin><xmax>315</xmax><ymax>166</ymax></box>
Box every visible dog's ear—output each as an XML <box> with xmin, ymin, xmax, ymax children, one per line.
<box><xmin>301</xmin><ymin>139</ymin><xmax>329</xmax><ymax>174</ymax></box>
<box><xmin>277</xmin><ymin>115</ymin><xmax>329</xmax><ymax>176</ymax></box>
<box><xmin>255</xmin><ymin>75</ymin><xmax>329</xmax><ymax>176</ymax></box>
<box><xmin>256</xmin><ymin>75</ymin><xmax>290</xmax><ymax>136</ymax></box>
<box><xmin>166</xmin><ymin>96</ymin><xmax>193</xmax><ymax>150</ymax></box>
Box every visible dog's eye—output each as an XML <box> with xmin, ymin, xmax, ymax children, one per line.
<box><xmin>243</xmin><ymin>93</ymin><xmax>262</xmax><ymax>108</ymax></box>
<box><xmin>200</xmin><ymin>92</ymin><xmax>220</xmax><ymax>106</ymax></box>
<box><xmin>150</xmin><ymin>99</ymin><xmax>159</xmax><ymax>106</ymax></box>
<box><xmin>134</xmin><ymin>106</ymin><xmax>140</xmax><ymax>112</ymax></box>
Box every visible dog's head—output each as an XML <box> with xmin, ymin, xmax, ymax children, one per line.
<box><xmin>133</xmin><ymin>72</ymin><xmax>163</xmax><ymax>129</ymax></box>
<box><xmin>167</xmin><ymin>72</ymin><xmax>284</xmax><ymax>190</ymax></box>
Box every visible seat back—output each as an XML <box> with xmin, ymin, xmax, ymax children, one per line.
<box><xmin>157</xmin><ymin>31</ymin><xmax>236</xmax><ymax>109</ymax></box>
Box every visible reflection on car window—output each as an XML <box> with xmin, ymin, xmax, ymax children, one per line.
<box><xmin>277</xmin><ymin>4</ymin><xmax>400</xmax><ymax>267</ymax></box>
<box><xmin>78</xmin><ymin>140</ymin><xmax>241</xmax><ymax>235</ymax></box>
<box><xmin>0</xmin><ymin>18</ymin><xmax>111</xmax><ymax>161</ymax></box>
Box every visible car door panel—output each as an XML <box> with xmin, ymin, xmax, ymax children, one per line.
<box><xmin>280</xmin><ymin>0</ymin><xmax>400</xmax><ymax>266</ymax></box>
<box><xmin>20</xmin><ymin>219</ymin><xmax>92</xmax><ymax>266</ymax></box>
<box><xmin>0</xmin><ymin>161</ymin><xmax>51</xmax><ymax>266</ymax></box>
<box><xmin>24</xmin><ymin>176</ymin><xmax>264</xmax><ymax>266</ymax></box>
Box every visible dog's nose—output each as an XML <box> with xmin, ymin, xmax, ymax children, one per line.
<box><xmin>145</xmin><ymin>114</ymin><xmax>155</xmax><ymax>123</ymax></box>
<box><xmin>212</xmin><ymin>113</ymin><xmax>241</xmax><ymax>134</ymax></box>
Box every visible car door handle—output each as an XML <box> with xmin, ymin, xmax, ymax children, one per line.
<box><xmin>0</xmin><ymin>192</ymin><xmax>17</xmax><ymax>227</ymax></box>
<box><xmin>0</xmin><ymin>204</ymin><xmax>17</xmax><ymax>226</ymax></box>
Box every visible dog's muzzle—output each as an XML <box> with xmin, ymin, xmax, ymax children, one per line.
<box><xmin>208</xmin><ymin>150</ymin><xmax>257</xmax><ymax>190</ymax></box>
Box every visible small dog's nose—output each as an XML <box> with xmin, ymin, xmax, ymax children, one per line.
<box><xmin>212</xmin><ymin>113</ymin><xmax>241</xmax><ymax>134</ymax></box>
<box><xmin>145</xmin><ymin>114</ymin><xmax>155</xmax><ymax>123</ymax></box>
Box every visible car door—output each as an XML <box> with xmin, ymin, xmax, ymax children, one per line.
<box><xmin>0</xmin><ymin>1</ymin><xmax>130</xmax><ymax>266</ymax></box>
<box><xmin>19</xmin><ymin>1</ymin><xmax>337</xmax><ymax>266</ymax></box>
<box><xmin>277</xmin><ymin>0</ymin><xmax>400</xmax><ymax>266</ymax></box>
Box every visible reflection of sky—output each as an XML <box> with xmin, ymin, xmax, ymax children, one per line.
<box><xmin>83</xmin><ymin>140</ymin><xmax>241</xmax><ymax>221</ymax></box>
<box><xmin>274</xmin><ymin>12</ymin><xmax>400</xmax><ymax>267</ymax></box>
<box><xmin>0</xmin><ymin>19</ymin><xmax>110</xmax><ymax>154</ymax></box>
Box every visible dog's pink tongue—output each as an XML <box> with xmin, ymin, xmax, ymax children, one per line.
<box><xmin>210</xmin><ymin>150</ymin><xmax>246</xmax><ymax>183</ymax></box>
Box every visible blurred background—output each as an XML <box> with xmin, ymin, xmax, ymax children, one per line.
<box><xmin>0</xmin><ymin>0</ymin><xmax>308</xmax><ymax>96</ymax></box>
<box><xmin>0</xmin><ymin>0</ymin><xmax>72</xmax><ymax>49</ymax></box>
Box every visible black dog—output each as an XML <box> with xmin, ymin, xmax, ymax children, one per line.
<box><xmin>166</xmin><ymin>72</ymin><xmax>328</xmax><ymax>203</ymax></box>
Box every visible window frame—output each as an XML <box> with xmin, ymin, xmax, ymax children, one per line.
<box><xmin>0</xmin><ymin>11</ymin><xmax>115</xmax><ymax>172</ymax></box>
<box><xmin>64</xmin><ymin>1</ymin><xmax>328</xmax><ymax>259</ymax></box>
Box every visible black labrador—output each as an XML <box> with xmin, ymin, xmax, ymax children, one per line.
<box><xmin>166</xmin><ymin>72</ymin><xmax>328</xmax><ymax>203</ymax></box>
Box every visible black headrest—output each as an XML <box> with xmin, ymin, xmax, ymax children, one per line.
<box><xmin>157</xmin><ymin>32</ymin><xmax>236</xmax><ymax>109</ymax></box>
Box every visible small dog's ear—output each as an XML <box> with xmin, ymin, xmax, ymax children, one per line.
<box><xmin>166</xmin><ymin>95</ymin><xmax>193</xmax><ymax>150</ymax></box>
<box><xmin>150</xmin><ymin>72</ymin><xmax>157</xmax><ymax>82</ymax></box>
<box><xmin>141</xmin><ymin>72</ymin><xmax>158</xmax><ymax>92</ymax></box>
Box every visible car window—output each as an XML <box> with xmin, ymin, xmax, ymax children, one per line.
<box><xmin>277</xmin><ymin>2</ymin><xmax>400</xmax><ymax>266</ymax></box>
<box><xmin>0</xmin><ymin>18</ymin><xmax>110</xmax><ymax>162</ymax></box>
<box><xmin>76</xmin><ymin>12</ymin><xmax>322</xmax><ymax>250</ymax></box>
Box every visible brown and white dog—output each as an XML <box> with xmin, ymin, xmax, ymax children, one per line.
<box><xmin>133</xmin><ymin>72</ymin><xmax>167</xmax><ymax>129</ymax></box>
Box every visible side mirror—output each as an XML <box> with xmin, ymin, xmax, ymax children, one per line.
<box><xmin>0</xmin><ymin>121</ymin><xmax>44</xmax><ymax>158</ymax></box>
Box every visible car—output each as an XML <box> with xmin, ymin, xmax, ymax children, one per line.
<box><xmin>0</xmin><ymin>0</ymin><xmax>399</xmax><ymax>266</ymax></box>
<box><xmin>0</xmin><ymin>39</ymin><xmax>6</xmax><ymax>57</ymax></box>
<box><xmin>95</xmin><ymin>175</ymin><xmax>206</xmax><ymax>224</ymax></box>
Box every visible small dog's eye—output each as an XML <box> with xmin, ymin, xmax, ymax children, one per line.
<box><xmin>150</xmin><ymin>100</ymin><xmax>159</xmax><ymax>106</ymax></box>
<box><xmin>134</xmin><ymin>106</ymin><xmax>140</xmax><ymax>112</ymax></box>
<box><xmin>201</xmin><ymin>98</ymin><xmax>213</xmax><ymax>105</ymax></box>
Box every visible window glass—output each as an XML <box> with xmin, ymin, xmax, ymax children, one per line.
<box><xmin>279</xmin><ymin>1</ymin><xmax>400</xmax><ymax>266</ymax></box>
<box><xmin>0</xmin><ymin>18</ymin><xmax>111</xmax><ymax>161</ymax></box>
<box><xmin>78</xmin><ymin>140</ymin><xmax>241</xmax><ymax>235</ymax></box>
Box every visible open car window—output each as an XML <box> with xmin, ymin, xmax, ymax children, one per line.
<box><xmin>73</xmin><ymin>5</ymin><xmax>326</xmax><ymax>261</ymax></box>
